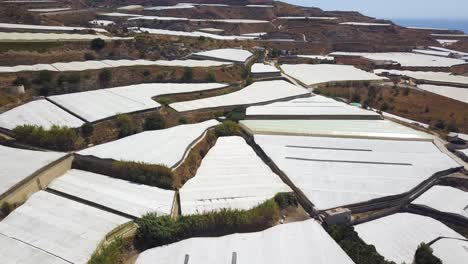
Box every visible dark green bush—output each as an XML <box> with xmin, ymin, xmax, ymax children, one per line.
<box><xmin>136</xmin><ymin>199</ymin><xmax>280</xmax><ymax>249</ymax></box>
<box><xmin>112</xmin><ymin>161</ymin><xmax>173</xmax><ymax>189</ymax></box>
<box><xmin>116</xmin><ymin>114</ymin><xmax>137</xmax><ymax>138</ymax></box>
<box><xmin>89</xmin><ymin>237</ymin><xmax>125</xmax><ymax>264</ymax></box>
<box><xmin>84</xmin><ymin>52</ymin><xmax>96</xmax><ymax>61</ymax></box>
<box><xmin>99</xmin><ymin>69</ymin><xmax>112</xmax><ymax>85</ymax></box>
<box><xmin>13</xmin><ymin>125</ymin><xmax>82</xmax><ymax>151</ymax></box>
<box><xmin>157</xmin><ymin>97</ymin><xmax>172</xmax><ymax>106</ymax></box>
<box><xmin>325</xmin><ymin>225</ymin><xmax>396</xmax><ymax>264</ymax></box>
<box><xmin>225</xmin><ymin>107</ymin><xmax>245</xmax><ymax>121</ymax></box>
<box><xmin>182</xmin><ymin>67</ymin><xmax>193</xmax><ymax>82</ymax></box>
<box><xmin>35</xmin><ymin>71</ymin><xmax>53</xmax><ymax>84</ymax></box>
<box><xmin>414</xmin><ymin>243</ymin><xmax>442</xmax><ymax>264</ymax></box>
<box><xmin>274</xmin><ymin>192</ymin><xmax>298</xmax><ymax>209</ymax></box>
<box><xmin>0</xmin><ymin>202</ymin><xmax>13</xmax><ymax>217</ymax></box>
<box><xmin>380</xmin><ymin>102</ymin><xmax>389</xmax><ymax>112</ymax></box>
<box><xmin>214</xmin><ymin>121</ymin><xmax>240</xmax><ymax>137</ymax></box>
<box><xmin>81</xmin><ymin>123</ymin><xmax>94</xmax><ymax>138</ymax></box>
<box><xmin>206</xmin><ymin>72</ymin><xmax>216</xmax><ymax>82</ymax></box>
<box><xmin>143</xmin><ymin>113</ymin><xmax>165</xmax><ymax>131</ymax></box>
<box><xmin>178</xmin><ymin>117</ymin><xmax>188</xmax><ymax>124</ymax></box>
<box><xmin>91</xmin><ymin>38</ymin><xmax>106</xmax><ymax>50</ymax></box>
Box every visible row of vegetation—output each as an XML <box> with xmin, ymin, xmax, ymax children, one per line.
<box><xmin>111</xmin><ymin>161</ymin><xmax>174</xmax><ymax>190</ymax></box>
<box><xmin>325</xmin><ymin>224</ymin><xmax>396</xmax><ymax>264</ymax></box>
<box><xmin>12</xmin><ymin>125</ymin><xmax>83</xmax><ymax>151</ymax></box>
<box><xmin>326</xmin><ymin>225</ymin><xmax>444</xmax><ymax>264</ymax></box>
<box><xmin>136</xmin><ymin>192</ymin><xmax>297</xmax><ymax>249</ymax></box>
<box><xmin>89</xmin><ymin>238</ymin><xmax>126</xmax><ymax>264</ymax></box>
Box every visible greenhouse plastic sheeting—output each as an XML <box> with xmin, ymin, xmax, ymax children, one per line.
<box><xmin>180</xmin><ymin>136</ymin><xmax>291</xmax><ymax>215</ymax></box>
<box><xmin>49</xmin><ymin>169</ymin><xmax>175</xmax><ymax>217</ymax></box>
<box><xmin>136</xmin><ymin>219</ymin><xmax>355</xmax><ymax>264</ymax></box>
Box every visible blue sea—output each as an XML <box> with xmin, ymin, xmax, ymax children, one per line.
<box><xmin>393</xmin><ymin>18</ymin><xmax>468</xmax><ymax>33</ymax></box>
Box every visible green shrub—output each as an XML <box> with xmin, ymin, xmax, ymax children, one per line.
<box><xmin>81</xmin><ymin>123</ymin><xmax>94</xmax><ymax>138</ymax></box>
<box><xmin>157</xmin><ymin>97</ymin><xmax>172</xmax><ymax>106</ymax></box>
<box><xmin>99</xmin><ymin>69</ymin><xmax>112</xmax><ymax>85</ymax></box>
<box><xmin>182</xmin><ymin>67</ymin><xmax>193</xmax><ymax>82</ymax></box>
<box><xmin>325</xmin><ymin>225</ymin><xmax>396</xmax><ymax>264</ymax></box>
<box><xmin>84</xmin><ymin>52</ymin><xmax>96</xmax><ymax>60</ymax></box>
<box><xmin>215</xmin><ymin>121</ymin><xmax>240</xmax><ymax>137</ymax></box>
<box><xmin>205</xmin><ymin>72</ymin><xmax>216</xmax><ymax>82</ymax></box>
<box><xmin>225</xmin><ymin>107</ymin><xmax>245</xmax><ymax>121</ymax></box>
<box><xmin>67</xmin><ymin>73</ymin><xmax>81</xmax><ymax>84</ymax></box>
<box><xmin>274</xmin><ymin>192</ymin><xmax>298</xmax><ymax>209</ymax></box>
<box><xmin>143</xmin><ymin>113</ymin><xmax>165</xmax><ymax>131</ymax></box>
<box><xmin>89</xmin><ymin>238</ymin><xmax>125</xmax><ymax>264</ymax></box>
<box><xmin>380</xmin><ymin>102</ymin><xmax>389</xmax><ymax>112</ymax></box>
<box><xmin>13</xmin><ymin>76</ymin><xmax>29</xmax><ymax>86</ymax></box>
<box><xmin>0</xmin><ymin>202</ymin><xmax>13</xmax><ymax>217</ymax></box>
<box><xmin>112</xmin><ymin>161</ymin><xmax>173</xmax><ymax>189</ymax></box>
<box><xmin>91</xmin><ymin>38</ymin><xmax>106</xmax><ymax>50</ymax></box>
<box><xmin>13</xmin><ymin>125</ymin><xmax>82</xmax><ymax>151</ymax></box>
<box><xmin>136</xmin><ymin>199</ymin><xmax>280</xmax><ymax>249</ymax></box>
<box><xmin>35</xmin><ymin>71</ymin><xmax>53</xmax><ymax>84</ymax></box>
<box><xmin>414</xmin><ymin>243</ymin><xmax>442</xmax><ymax>264</ymax></box>
<box><xmin>179</xmin><ymin>117</ymin><xmax>188</xmax><ymax>124</ymax></box>
<box><xmin>116</xmin><ymin>114</ymin><xmax>137</xmax><ymax>138</ymax></box>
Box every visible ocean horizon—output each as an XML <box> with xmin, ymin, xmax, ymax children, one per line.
<box><xmin>392</xmin><ymin>18</ymin><xmax>468</xmax><ymax>33</ymax></box>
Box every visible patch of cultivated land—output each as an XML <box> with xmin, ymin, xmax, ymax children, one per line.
<box><xmin>316</xmin><ymin>84</ymin><xmax>468</xmax><ymax>133</ymax></box>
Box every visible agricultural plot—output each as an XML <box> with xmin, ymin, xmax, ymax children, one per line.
<box><xmin>0</xmin><ymin>59</ymin><xmax>230</xmax><ymax>73</ymax></box>
<box><xmin>27</xmin><ymin>7</ymin><xmax>71</xmax><ymax>12</ymax></box>
<box><xmin>374</xmin><ymin>69</ymin><xmax>468</xmax><ymax>86</ymax></box>
<box><xmin>48</xmin><ymin>169</ymin><xmax>175</xmax><ymax>218</ymax></box>
<box><xmin>417</xmin><ymin>84</ymin><xmax>468</xmax><ymax>104</ymax></box>
<box><xmin>332</xmin><ymin>52</ymin><xmax>466</xmax><ymax>67</ymax></box>
<box><xmin>431</xmin><ymin>238</ymin><xmax>468</xmax><ymax>264</ymax></box>
<box><xmin>0</xmin><ymin>23</ymin><xmax>107</xmax><ymax>33</ymax></box>
<box><xmin>278</xmin><ymin>16</ymin><xmax>337</xmax><ymax>20</ymax></box>
<box><xmin>411</xmin><ymin>185</ymin><xmax>468</xmax><ymax>219</ymax></box>
<box><xmin>179</xmin><ymin>136</ymin><xmax>291</xmax><ymax>215</ymax></box>
<box><xmin>136</xmin><ymin>219</ymin><xmax>355</xmax><ymax>264</ymax></box>
<box><xmin>254</xmin><ymin>135</ymin><xmax>459</xmax><ymax>210</ymax></box>
<box><xmin>246</xmin><ymin>96</ymin><xmax>381</xmax><ymax>119</ymax></box>
<box><xmin>0</xmin><ymin>145</ymin><xmax>66</xmax><ymax>196</ymax></box>
<box><xmin>78</xmin><ymin>120</ymin><xmax>219</xmax><ymax>168</ymax></box>
<box><xmin>355</xmin><ymin>213</ymin><xmax>464</xmax><ymax>264</ymax></box>
<box><xmin>280</xmin><ymin>64</ymin><xmax>386</xmax><ymax>86</ymax></box>
<box><xmin>0</xmin><ymin>191</ymin><xmax>130</xmax><ymax>264</ymax></box>
<box><xmin>98</xmin><ymin>12</ymin><xmax>142</xmax><ymax>17</ymax></box>
<box><xmin>0</xmin><ymin>32</ymin><xmax>126</xmax><ymax>42</ymax></box>
<box><xmin>170</xmin><ymin>80</ymin><xmax>310</xmax><ymax>112</ymax></box>
<box><xmin>0</xmin><ymin>99</ymin><xmax>85</xmax><ymax>130</ymax></box>
<box><xmin>241</xmin><ymin>119</ymin><xmax>433</xmax><ymax>140</ymax></box>
<box><xmin>251</xmin><ymin>63</ymin><xmax>280</xmax><ymax>74</ymax></box>
<box><xmin>137</xmin><ymin>28</ymin><xmax>256</xmax><ymax>41</ymax></box>
<box><xmin>340</xmin><ymin>22</ymin><xmax>391</xmax><ymax>26</ymax></box>
<box><xmin>0</xmin><ymin>235</ymin><xmax>68</xmax><ymax>264</ymax></box>
<box><xmin>48</xmin><ymin>83</ymin><xmax>227</xmax><ymax>122</ymax></box>
<box><xmin>190</xmin><ymin>48</ymin><xmax>253</xmax><ymax>63</ymax></box>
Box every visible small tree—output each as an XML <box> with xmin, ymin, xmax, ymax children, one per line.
<box><xmin>91</xmin><ymin>38</ymin><xmax>106</xmax><ymax>50</ymax></box>
<box><xmin>144</xmin><ymin>113</ymin><xmax>166</xmax><ymax>131</ymax></box>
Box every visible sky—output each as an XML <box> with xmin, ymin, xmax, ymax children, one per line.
<box><xmin>285</xmin><ymin>0</ymin><xmax>468</xmax><ymax>20</ymax></box>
